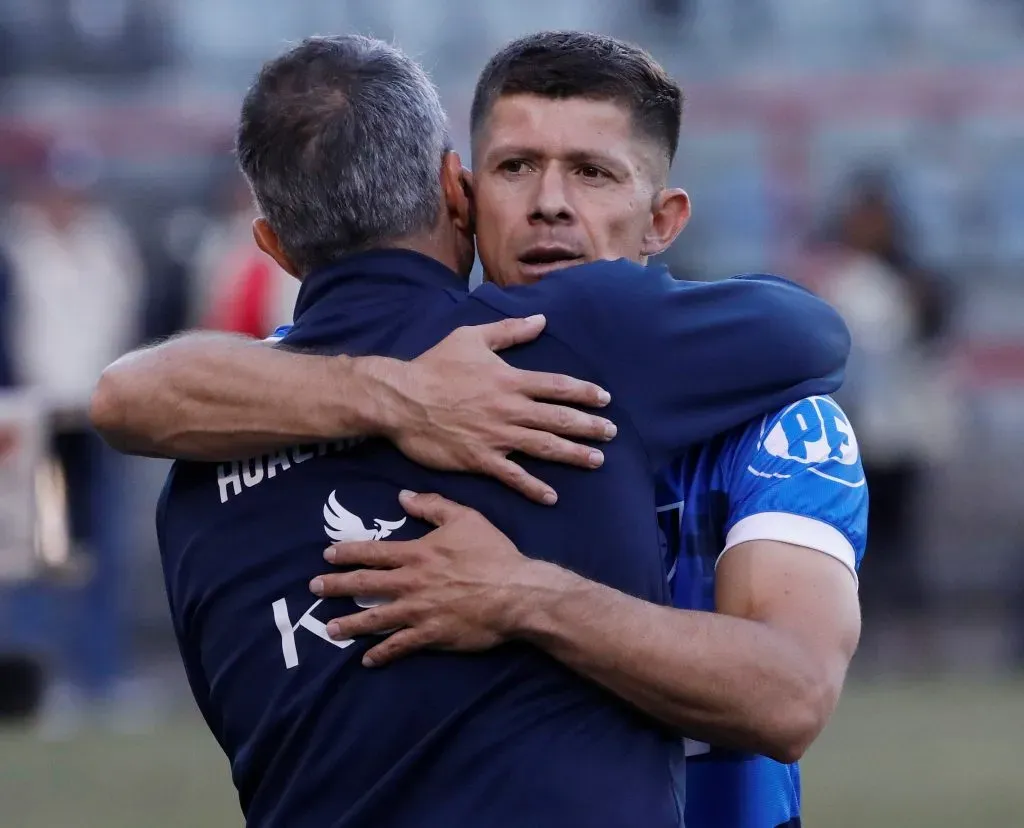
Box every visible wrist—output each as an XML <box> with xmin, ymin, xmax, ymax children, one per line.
<box><xmin>498</xmin><ymin>559</ymin><xmax>583</xmax><ymax>641</ymax></box>
<box><xmin>328</xmin><ymin>355</ymin><xmax>412</xmax><ymax>439</ymax></box>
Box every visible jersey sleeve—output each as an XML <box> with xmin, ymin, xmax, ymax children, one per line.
<box><xmin>481</xmin><ymin>261</ymin><xmax>851</xmax><ymax>470</ymax></box>
<box><xmin>720</xmin><ymin>396</ymin><xmax>868</xmax><ymax>583</ymax></box>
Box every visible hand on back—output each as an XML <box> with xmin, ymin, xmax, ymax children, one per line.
<box><xmin>381</xmin><ymin>315</ymin><xmax>617</xmax><ymax>504</ymax></box>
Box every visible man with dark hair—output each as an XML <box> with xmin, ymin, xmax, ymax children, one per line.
<box><xmin>471</xmin><ymin>30</ymin><xmax>684</xmax><ymax>160</ymax></box>
<box><xmin>93</xmin><ymin>33</ymin><xmax>859</xmax><ymax>828</ymax></box>
<box><xmin>468</xmin><ymin>31</ymin><xmax>688</xmax><ymax>288</ymax></box>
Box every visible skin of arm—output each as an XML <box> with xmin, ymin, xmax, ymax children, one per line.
<box><xmin>313</xmin><ymin>492</ymin><xmax>861</xmax><ymax>764</ymax></box>
<box><xmin>90</xmin><ymin>331</ymin><xmax>395</xmax><ymax>460</ymax></box>
<box><xmin>502</xmin><ymin>539</ymin><xmax>861</xmax><ymax>763</ymax></box>
<box><xmin>90</xmin><ymin>319</ymin><xmax>616</xmax><ymax>504</ymax></box>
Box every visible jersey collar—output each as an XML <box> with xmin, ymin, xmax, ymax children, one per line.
<box><xmin>293</xmin><ymin>249</ymin><xmax>467</xmax><ymax>324</ymax></box>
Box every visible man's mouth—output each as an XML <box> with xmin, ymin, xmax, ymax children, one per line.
<box><xmin>517</xmin><ymin>246</ymin><xmax>585</xmax><ymax>278</ymax></box>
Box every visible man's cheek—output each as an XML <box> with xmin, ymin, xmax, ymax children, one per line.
<box><xmin>597</xmin><ymin>218</ymin><xmax>642</xmax><ymax>261</ymax></box>
<box><xmin>474</xmin><ymin>234</ymin><xmax>495</xmax><ymax>267</ymax></box>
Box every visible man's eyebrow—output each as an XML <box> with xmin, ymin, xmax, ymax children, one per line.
<box><xmin>563</xmin><ymin>150</ymin><xmax>630</xmax><ymax>172</ymax></box>
<box><xmin>486</xmin><ymin>145</ymin><xmax>631</xmax><ymax>172</ymax></box>
<box><xmin>484</xmin><ymin>144</ymin><xmax>543</xmax><ymax>161</ymax></box>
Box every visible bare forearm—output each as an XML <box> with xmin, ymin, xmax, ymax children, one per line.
<box><xmin>90</xmin><ymin>332</ymin><xmax>402</xmax><ymax>461</ymax></box>
<box><xmin>506</xmin><ymin>562</ymin><xmax>829</xmax><ymax>761</ymax></box>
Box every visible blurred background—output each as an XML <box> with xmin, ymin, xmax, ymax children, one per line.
<box><xmin>1</xmin><ymin>1</ymin><xmax>1023</xmax><ymax>825</ymax></box>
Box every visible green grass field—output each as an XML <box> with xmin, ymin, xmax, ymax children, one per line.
<box><xmin>2</xmin><ymin>678</ymin><xmax>1022</xmax><ymax>827</ymax></box>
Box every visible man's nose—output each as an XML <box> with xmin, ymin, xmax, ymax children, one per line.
<box><xmin>528</xmin><ymin>167</ymin><xmax>575</xmax><ymax>225</ymax></box>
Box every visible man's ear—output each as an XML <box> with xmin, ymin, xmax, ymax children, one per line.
<box><xmin>253</xmin><ymin>218</ymin><xmax>301</xmax><ymax>279</ymax></box>
<box><xmin>440</xmin><ymin>151</ymin><xmax>472</xmax><ymax>235</ymax></box>
<box><xmin>461</xmin><ymin>168</ymin><xmax>476</xmax><ymax>236</ymax></box>
<box><xmin>641</xmin><ymin>188</ymin><xmax>691</xmax><ymax>258</ymax></box>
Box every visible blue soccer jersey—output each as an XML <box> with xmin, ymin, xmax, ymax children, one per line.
<box><xmin>655</xmin><ymin>395</ymin><xmax>868</xmax><ymax>828</ymax></box>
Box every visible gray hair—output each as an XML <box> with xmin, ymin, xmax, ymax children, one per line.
<box><xmin>236</xmin><ymin>35</ymin><xmax>450</xmax><ymax>274</ymax></box>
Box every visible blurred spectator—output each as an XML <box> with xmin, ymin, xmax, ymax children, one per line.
<box><xmin>804</xmin><ymin>169</ymin><xmax>955</xmax><ymax>634</ymax></box>
<box><xmin>4</xmin><ymin>143</ymin><xmax>143</xmax><ymax>418</ymax></box>
<box><xmin>0</xmin><ymin>240</ymin><xmax>44</xmax><ymax>723</ymax></box>
<box><xmin>1</xmin><ymin>142</ymin><xmax>143</xmax><ymax>708</ymax></box>
<box><xmin>139</xmin><ymin>207</ymin><xmax>202</xmax><ymax>343</ymax></box>
<box><xmin>191</xmin><ymin>175</ymin><xmax>298</xmax><ymax>338</ymax></box>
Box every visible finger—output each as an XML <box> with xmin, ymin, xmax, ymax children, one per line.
<box><xmin>516</xmin><ymin>369</ymin><xmax>611</xmax><ymax>408</ymax></box>
<box><xmin>509</xmin><ymin>427</ymin><xmax>605</xmax><ymax>470</ymax></box>
<box><xmin>323</xmin><ymin>540</ymin><xmax>405</xmax><ymax>567</ymax></box>
<box><xmin>362</xmin><ymin>627</ymin><xmax>436</xmax><ymax>668</ymax></box>
<box><xmin>398</xmin><ymin>490</ymin><xmax>475</xmax><ymax>526</ymax></box>
<box><xmin>310</xmin><ymin>569</ymin><xmax>404</xmax><ymax>600</ymax></box>
<box><xmin>475</xmin><ymin>315</ymin><xmax>547</xmax><ymax>351</ymax></box>
<box><xmin>485</xmin><ymin>457</ymin><xmax>557</xmax><ymax>506</ymax></box>
<box><xmin>515</xmin><ymin>401</ymin><xmax>617</xmax><ymax>442</ymax></box>
<box><xmin>326</xmin><ymin>605</ymin><xmax>408</xmax><ymax>640</ymax></box>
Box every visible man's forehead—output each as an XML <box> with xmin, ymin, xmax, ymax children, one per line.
<box><xmin>477</xmin><ymin>94</ymin><xmax>665</xmax><ymax>175</ymax></box>
<box><xmin>480</xmin><ymin>97</ymin><xmax>627</xmax><ymax>151</ymax></box>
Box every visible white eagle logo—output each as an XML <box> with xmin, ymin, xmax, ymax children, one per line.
<box><xmin>323</xmin><ymin>490</ymin><xmax>407</xmax><ymax>542</ymax></box>
<box><xmin>322</xmin><ymin>491</ymin><xmax>407</xmax><ymax>610</ymax></box>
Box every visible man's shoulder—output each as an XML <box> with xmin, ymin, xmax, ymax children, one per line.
<box><xmin>470</xmin><ymin>261</ymin><xmax>815</xmax><ymax>322</ymax></box>
<box><xmin>714</xmin><ymin>395</ymin><xmax>868</xmax><ymax>575</ymax></box>
<box><xmin>659</xmin><ymin>394</ymin><xmax>865</xmax><ymax>512</ymax></box>
<box><xmin>543</xmin><ymin>257</ymin><xmax>660</xmax><ymax>286</ymax></box>
<box><xmin>472</xmin><ymin>259</ymin><xmax>669</xmax><ymax>312</ymax></box>
<box><xmin>481</xmin><ymin>265</ymin><xmax>810</xmax><ymax>311</ymax></box>
<box><xmin>529</xmin><ymin>259</ymin><xmax>686</xmax><ymax>302</ymax></box>
<box><xmin>726</xmin><ymin>396</ymin><xmax>865</xmax><ymax>489</ymax></box>
<box><xmin>469</xmin><ymin>262</ymin><xmax>677</xmax><ymax>353</ymax></box>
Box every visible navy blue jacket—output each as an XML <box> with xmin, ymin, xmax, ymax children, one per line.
<box><xmin>158</xmin><ymin>250</ymin><xmax>849</xmax><ymax>827</ymax></box>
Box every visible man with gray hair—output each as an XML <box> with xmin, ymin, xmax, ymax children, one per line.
<box><xmin>97</xmin><ymin>35</ymin><xmax>849</xmax><ymax>827</ymax></box>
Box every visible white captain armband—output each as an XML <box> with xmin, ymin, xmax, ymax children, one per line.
<box><xmin>720</xmin><ymin>512</ymin><xmax>859</xmax><ymax>585</ymax></box>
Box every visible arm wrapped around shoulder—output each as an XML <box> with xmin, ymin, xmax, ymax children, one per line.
<box><xmin>728</xmin><ymin>273</ymin><xmax>851</xmax><ymax>391</ymax></box>
<box><xmin>532</xmin><ymin>261</ymin><xmax>852</xmax><ymax>468</ymax></box>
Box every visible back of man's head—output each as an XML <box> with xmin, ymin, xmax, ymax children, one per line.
<box><xmin>470</xmin><ymin>31</ymin><xmax>683</xmax><ymax>170</ymax></box>
<box><xmin>237</xmin><ymin>35</ymin><xmax>450</xmax><ymax>275</ymax></box>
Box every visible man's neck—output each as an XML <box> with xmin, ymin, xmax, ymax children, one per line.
<box><xmin>389</xmin><ymin>232</ymin><xmax>464</xmax><ymax>278</ymax></box>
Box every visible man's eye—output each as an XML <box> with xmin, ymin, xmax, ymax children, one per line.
<box><xmin>499</xmin><ymin>159</ymin><xmax>530</xmax><ymax>174</ymax></box>
<box><xmin>578</xmin><ymin>165</ymin><xmax>609</xmax><ymax>180</ymax></box>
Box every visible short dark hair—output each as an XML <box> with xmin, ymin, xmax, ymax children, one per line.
<box><xmin>470</xmin><ymin>31</ymin><xmax>683</xmax><ymax>166</ymax></box>
<box><xmin>237</xmin><ymin>36</ymin><xmax>450</xmax><ymax>274</ymax></box>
